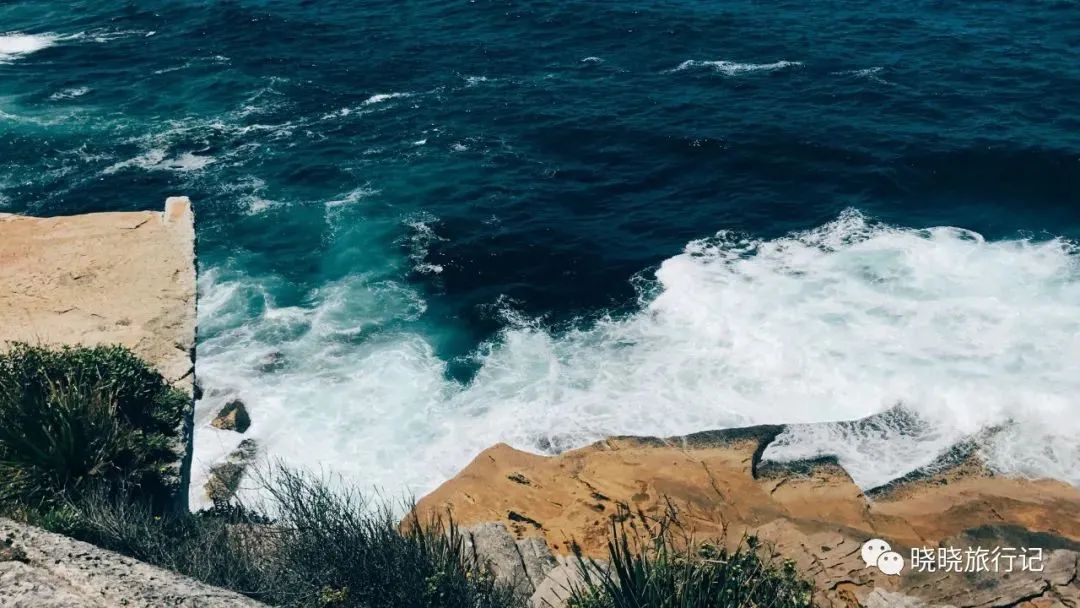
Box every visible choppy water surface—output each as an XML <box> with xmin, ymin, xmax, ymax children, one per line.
<box><xmin>1</xmin><ymin>1</ymin><xmax>1078</xmax><ymax>505</ymax></box>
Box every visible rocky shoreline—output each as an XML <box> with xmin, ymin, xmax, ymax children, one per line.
<box><xmin>415</xmin><ymin>424</ymin><xmax>1080</xmax><ymax>607</ymax></box>
<box><xmin>2</xmin><ymin>201</ymin><xmax>1078</xmax><ymax>607</ymax></box>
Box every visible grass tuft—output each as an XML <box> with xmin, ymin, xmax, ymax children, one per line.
<box><xmin>568</xmin><ymin>513</ymin><xmax>816</xmax><ymax>608</ymax></box>
<box><xmin>0</xmin><ymin>343</ymin><xmax>187</xmax><ymax>510</ymax></box>
<box><xmin>44</xmin><ymin>464</ymin><xmax>525</xmax><ymax>608</ymax></box>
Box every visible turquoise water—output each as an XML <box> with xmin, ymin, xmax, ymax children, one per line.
<box><xmin>2</xmin><ymin>1</ymin><xmax>1078</xmax><ymax>505</ymax></box>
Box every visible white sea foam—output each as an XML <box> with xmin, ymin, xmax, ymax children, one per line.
<box><xmin>218</xmin><ymin>176</ymin><xmax>278</xmax><ymax>214</ymax></box>
<box><xmin>79</xmin><ymin>28</ymin><xmax>153</xmax><ymax>43</ymax></box>
<box><xmin>325</xmin><ymin>186</ymin><xmax>379</xmax><ymax>209</ymax></box>
<box><xmin>321</xmin><ymin>107</ymin><xmax>353</xmax><ymax>120</ymax></box>
<box><xmin>834</xmin><ymin>66</ymin><xmax>892</xmax><ymax>85</ymax></box>
<box><xmin>363</xmin><ymin>92</ymin><xmax>412</xmax><ymax>106</ymax></box>
<box><xmin>669</xmin><ymin>59</ymin><xmax>802</xmax><ymax>76</ymax></box>
<box><xmin>402</xmin><ymin>213</ymin><xmax>446</xmax><ymax>275</ymax></box>
<box><xmin>0</xmin><ymin>29</ymin><xmax>146</xmax><ymax>62</ymax></box>
<box><xmin>0</xmin><ymin>33</ymin><xmax>59</xmax><ymax>61</ymax></box>
<box><xmin>192</xmin><ymin>210</ymin><xmax>1080</xmax><ymax>507</ymax></box>
<box><xmin>104</xmin><ymin>150</ymin><xmax>215</xmax><ymax>174</ymax></box>
<box><xmin>49</xmin><ymin>87</ymin><xmax>90</xmax><ymax>100</ymax></box>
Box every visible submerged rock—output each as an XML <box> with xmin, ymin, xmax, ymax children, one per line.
<box><xmin>256</xmin><ymin>351</ymin><xmax>286</xmax><ymax>373</ymax></box>
<box><xmin>205</xmin><ymin>439</ymin><xmax>259</xmax><ymax>505</ymax></box>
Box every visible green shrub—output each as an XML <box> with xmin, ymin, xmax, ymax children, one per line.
<box><xmin>0</xmin><ymin>343</ymin><xmax>188</xmax><ymax>510</ymax></box>
<box><xmin>46</xmin><ymin>464</ymin><xmax>526</xmax><ymax>608</ymax></box>
<box><xmin>569</xmin><ymin>518</ymin><xmax>816</xmax><ymax>608</ymax></box>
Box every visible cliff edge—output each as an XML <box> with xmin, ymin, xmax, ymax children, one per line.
<box><xmin>0</xmin><ymin>197</ymin><xmax>198</xmax><ymax>508</ymax></box>
<box><xmin>0</xmin><ymin>197</ymin><xmax>196</xmax><ymax>390</ymax></box>
<box><xmin>0</xmin><ymin>518</ymin><xmax>264</xmax><ymax>608</ymax></box>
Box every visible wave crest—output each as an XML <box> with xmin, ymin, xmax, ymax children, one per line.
<box><xmin>0</xmin><ymin>33</ymin><xmax>59</xmax><ymax>61</ymax></box>
<box><xmin>668</xmin><ymin>59</ymin><xmax>802</xmax><ymax>76</ymax></box>
<box><xmin>192</xmin><ymin>210</ymin><xmax>1080</xmax><ymax>506</ymax></box>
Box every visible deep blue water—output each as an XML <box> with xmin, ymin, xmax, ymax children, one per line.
<box><xmin>3</xmin><ymin>1</ymin><xmax>1079</xmax><ymax>501</ymax></box>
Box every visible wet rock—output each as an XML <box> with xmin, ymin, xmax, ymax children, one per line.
<box><xmin>210</xmin><ymin>399</ymin><xmax>251</xmax><ymax>433</ymax></box>
<box><xmin>205</xmin><ymin>439</ymin><xmax>259</xmax><ymax>505</ymax></box>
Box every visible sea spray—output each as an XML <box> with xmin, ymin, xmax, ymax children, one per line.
<box><xmin>192</xmin><ymin>210</ymin><xmax>1080</xmax><ymax>506</ymax></box>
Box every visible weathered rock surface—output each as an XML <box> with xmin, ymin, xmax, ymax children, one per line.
<box><xmin>0</xmin><ymin>198</ymin><xmax>199</xmax><ymax>514</ymax></box>
<box><xmin>415</xmin><ymin>425</ymin><xmax>1080</xmax><ymax>607</ymax></box>
<box><xmin>462</xmin><ymin>523</ymin><xmax>561</xmax><ymax>598</ymax></box>
<box><xmin>0</xmin><ymin>197</ymin><xmax>197</xmax><ymax>390</ymax></box>
<box><xmin>212</xmin><ymin>399</ymin><xmax>252</xmax><ymax>433</ymax></box>
<box><xmin>0</xmin><ymin>518</ymin><xmax>265</xmax><ymax>608</ymax></box>
<box><xmin>206</xmin><ymin>438</ymin><xmax>260</xmax><ymax>505</ymax></box>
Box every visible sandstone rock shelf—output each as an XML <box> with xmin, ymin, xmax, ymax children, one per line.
<box><xmin>415</xmin><ymin>423</ymin><xmax>1080</xmax><ymax>607</ymax></box>
<box><xmin>0</xmin><ymin>197</ymin><xmax>196</xmax><ymax>389</ymax></box>
<box><xmin>0</xmin><ymin>197</ymin><xmax>198</xmax><ymax>507</ymax></box>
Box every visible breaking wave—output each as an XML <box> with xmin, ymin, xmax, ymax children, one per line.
<box><xmin>192</xmin><ymin>210</ymin><xmax>1080</xmax><ymax>506</ymax></box>
<box><xmin>0</xmin><ymin>33</ymin><xmax>59</xmax><ymax>61</ymax></box>
<box><xmin>668</xmin><ymin>59</ymin><xmax>803</xmax><ymax>76</ymax></box>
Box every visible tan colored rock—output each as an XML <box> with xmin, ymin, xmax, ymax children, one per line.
<box><xmin>0</xmin><ymin>198</ymin><xmax>199</xmax><ymax>510</ymax></box>
<box><xmin>206</xmin><ymin>439</ymin><xmax>260</xmax><ymax>505</ymax></box>
<box><xmin>0</xmin><ymin>197</ymin><xmax>196</xmax><ymax>390</ymax></box>
<box><xmin>212</xmin><ymin>399</ymin><xmax>252</xmax><ymax>433</ymax></box>
<box><xmin>0</xmin><ymin>518</ymin><xmax>266</xmax><ymax>608</ymax></box>
<box><xmin>414</xmin><ymin>426</ymin><xmax>1080</xmax><ymax>607</ymax></box>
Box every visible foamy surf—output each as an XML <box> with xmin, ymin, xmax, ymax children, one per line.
<box><xmin>0</xmin><ymin>29</ymin><xmax>136</xmax><ymax>62</ymax></box>
<box><xmin>363</xmin><ymin>92</ymin><xmax>412</xmax><ymax>105</ymax></box>
<box><xmin>103</xmin><ymin>150</ymin><xmax>216</xmax><ymax>174</ymax></box>
<box><xmin>0</xmin><ymin>33</ymin><xmax>59</xmax><ymax>61</ymax></box>
<box><xmin>191</xmin><ymin>210</ymin><xmax>1080</xmax><ymax>508</ymax></box>
<box><xmin>833</xmin><ymin>66</ymin><xmax>892</xmax><ymax>85</ymax></box>
<box><xmin>49</xmin><ymin>86</ymin><xmax>90</xmax><ymax>100</ymax></box>
<box><xmin>668</xmin><ymin>59</ymin><xmax>802</xmax><ymax>76</ymax></box>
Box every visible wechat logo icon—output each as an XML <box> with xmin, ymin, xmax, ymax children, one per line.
<box><xmin>862</xmin><ymin>539</ymin><xmax>905</xmax><ymax>576</ymax></box>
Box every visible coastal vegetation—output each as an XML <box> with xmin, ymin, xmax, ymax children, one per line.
<box><xmin>568</xmin><ymin>519</ymin><xmax>815</xmax><ymax>608</ymax></box>
<box><xmin>39</xmin><ymin>468</ymin><xmax>523</xmax><ymax>608</ymax></box>
<box><xmin>0</xmin><ymin>343</ymin><xmax>187</xmax><ymax>511</ymax></box>
<box><xmin>0</xmin><ymin>344</ymin><xmax>817</xmax><ymax>608</ymax></box>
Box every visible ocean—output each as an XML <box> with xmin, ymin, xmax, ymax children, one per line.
<box><xmin>1</xmin><ymin>0</ymin><xmax>1078</xmax><ymax>507</ymax></box>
